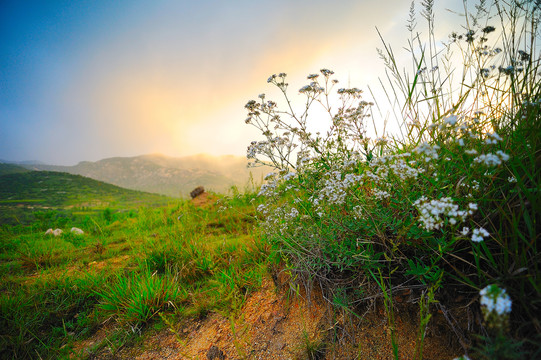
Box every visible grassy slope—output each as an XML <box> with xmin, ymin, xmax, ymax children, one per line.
<box><xmin>0</xmin><ymin>191</ymin><xmax>265</xmax><ymax>360</ymax></box>
<box><xmin>0</xmin><ymin>170</ymin><xmax>173</xmax><ymax>225</ymax></box>
<box><xmin>0</xmin><ymin>164</ymin><xmax>30</xmax><ymax>176</ymax></box>
<box><xmin>0</xmin><ymin>170</ymin><xmax>170</xmax><ymax>206</ymax></box>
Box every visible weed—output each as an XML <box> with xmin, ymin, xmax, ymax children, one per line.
<box><xmin>95</xmin><ymin>269</ymin><xmax>185</xmax><ymax>325</ymax></box>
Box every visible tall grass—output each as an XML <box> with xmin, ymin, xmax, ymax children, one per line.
<box><xmin>245</xmin><ymin>0</ymin><xmax>540</xmax><ymax>358</ymax></box>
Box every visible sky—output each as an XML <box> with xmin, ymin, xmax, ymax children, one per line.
<box><xmin>0</xmin><ymin>0</ymin><xmax>467</xmax><ymax>165</ymax></box>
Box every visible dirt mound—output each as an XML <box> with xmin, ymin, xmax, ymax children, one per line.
<box><xmin>190</xmin><ymin>191</ymin><xmax>218</xmax><ymax>208</ymax></box>
<box><xmin>74</xmin><ymin>277</ymin><xmax>461</xmax><ymax>359</ymax></box>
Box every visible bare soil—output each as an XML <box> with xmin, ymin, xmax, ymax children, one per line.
<box><xmin>71</xmin><ymin>276</ymin><xmax>461</xmax><ymax>359</ymax></box>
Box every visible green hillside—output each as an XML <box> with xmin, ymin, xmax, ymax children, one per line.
<box><xmin>0</xmin><ymin>163</ymin><xmax>30</xmax><ymax>176</ymax></box>
<box><xmin>0</xmin><ymin>170</ymin><xmax>173</xmax><ymax>225</ymax></box>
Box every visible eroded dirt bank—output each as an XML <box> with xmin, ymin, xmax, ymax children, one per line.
<box><xmin>74</xmin><ymin>276</ymin><xmax>461</xmax><ymax>359</ymax></box>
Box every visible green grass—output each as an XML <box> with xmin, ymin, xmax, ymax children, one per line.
<box><xmin>0</xmin><ymin>189</ymin><xmax>267</xmax><ymax>359</ymax></box>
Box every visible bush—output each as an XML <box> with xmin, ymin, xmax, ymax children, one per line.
<box><xmin>245</xmin><ymin>1</ymin><xmax>540</xmax><ymax>358</ymax></box>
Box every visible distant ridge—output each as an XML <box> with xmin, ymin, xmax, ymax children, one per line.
<box><xmin>0</xmin><ymin>159</ymin><xmax>45</xmax><ymax>165</ymax></box>
<box><xmin>19</xmin><ymin>154</ymin><xmax>268</xmax><ymax>198</ymax></box>
<box><xmin>0</xmin><ymin>163</ymin><xmax>31</xmax><ymax>176</ymax></box>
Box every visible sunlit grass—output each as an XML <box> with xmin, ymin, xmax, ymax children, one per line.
<box><xmin>0</xmin><ymin>189</ymin><xmax>267</xmax><ymax>359</ymax></box>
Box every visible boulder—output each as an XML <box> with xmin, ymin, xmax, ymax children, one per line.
<box><xmin>190</xmin><ymin>186</ymin><xmax>205</xmax><ymax>199</ymax></box>
<box><xmin>71</xmin><ymin>227</ymin><xmax>84</xmax><ymax>235</ymax></box>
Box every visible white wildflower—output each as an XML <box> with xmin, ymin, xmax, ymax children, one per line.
<box><xmin>485</xmin><ymin>132</ymin><xmax>502</xmax><ymax>144</ymax></box>
<box><xmin>444</xmin><ymin>115</ymin><xmax>458</xmax><ymax>126</ymax></box>
<box><xmin>374</xmin><ymin>189</ymin><xmax>391</xmax><ymax>200</ymax></box>
<box><xmin>473</xmin><ymin>151</ymin><xmax>510</xmax><ymax>166</ymax></box>
<box><xmin>414</xmin><ymin>196</ymin><xmax>471</xmax><ymax>231</ymax></box>
<box><xmin>414</xmin><ymin>142</ymin><xmax>439</xmax><ymax>162</ymax></box>
<box><xmin>480</xmin><ymin>285</ymin><xmax>512</xmax><ymax>316</ymax></box>
<box><xmin>286</xmin><ymin>207</ymin><xmax>299</xmax><ymax>219</ymax></box>
<box><xmin>496</xmin><ymin>150</ymin><xmax>510</xmax><ymax>161</ymax></box>
<box><xmin>472</xmin><ymin>227</ymin><xmax>489</xmax><ymax>242</ymax></box>
<box><xmin>282</xmin><ymin>172</ymin><xmax>296</xmax><ymax>181</ymax></box>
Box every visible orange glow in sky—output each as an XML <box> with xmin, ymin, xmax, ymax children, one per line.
<box><xmin>1</xmin><ymin>0</ymin><xmax>466</xmax><ymax>165</ymax></box>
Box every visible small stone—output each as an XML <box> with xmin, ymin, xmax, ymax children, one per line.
<box><xmin>206</xmin><ymin>345</ymin><xmax>225</xmax><ymax>360</ymax></box>
<box><xmin>71</xmin><ymin>227</ymin><xmax>84</xmax><ymax>235</ymax></box>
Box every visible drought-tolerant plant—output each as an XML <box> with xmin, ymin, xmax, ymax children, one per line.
<box><xmin>245</xmin><ymin>0</ymin><xmax>540</xmax><ymax>358</ymax></box>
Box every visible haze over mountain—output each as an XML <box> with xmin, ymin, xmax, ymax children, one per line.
<box><xmin>17</xmin><ymin>154</ymin><xmax>269</xmax><ymax>198</ymax></box>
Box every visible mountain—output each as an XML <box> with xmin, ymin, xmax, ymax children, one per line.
<box><xmin>20</xmin><ymin>154</ymin><xmax>269</xmax><ymax>198</ymax></box>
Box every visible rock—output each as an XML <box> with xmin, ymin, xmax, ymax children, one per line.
<box><xmin>52</xmin><ymin>229</ymin><xmax>63</xmax><ymax>236</ymax></box>
<box><xmin>206</xmin><ymin>345</ymin><xmax>225</xmax><ymax>360</ymax></box>
<box><xmin>190</xmin><ymin>186</ymin><xmax>205</xmax><ymax>199</ymax></box>
<box><xmin>70</xmin><ymin>227</ymin><xmax>84</xmax><ymax>235</ymax></box>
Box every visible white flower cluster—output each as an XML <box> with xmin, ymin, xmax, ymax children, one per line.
<box><xmin>257</xmin><ymin>203</ymin><xmax>270</xmax><ymax>216</ymax></box>
<box><xmin>484</xmin><ymin>132</ymin><xmax>503</xmax><ymax>144</ymax></box>
<box><xmin>480</xmin><ymin>285</ymin><xmax>512</xmax><ymax>316</ymax></box>
<box><xmin>444</xmin><ymin>115</ymin><xmax>458</xmax><ymax>126</ymax></box>
<box><xmin>314</xmin><ymin>171</ymin><xmax>362</xmax><ymax>205</ymax></box>
<box><xmin>285</xmin><ymin>207</ymin><xmax>299</xmax><ymax>219</ymax></box>
<box><xmin>258</xmin><ymin>182</ymin><xmax>277</xmax><ymax>197</ymax></box>
<box><xmin>471</xmin><ymin>227</ymin><xmax>490</xmax><ymax>242</ymax></box>
<box><xmin>414</xmin><ymin>197</ymin><xmax>477</xmax><ymax>231</ymax></box>
<box><xmin>388</xmin><ymin>157</ymin><xmax>421</xmax><ymax>181</ymax></box>
<box><xmin>247</xmin><ymin>137</ymin><xmax>293</xmax><ymax>162</ymax></box>
<box><xmin>258</xmin><ymin>203</ymin><xmax>304</xmax><ymax>237</ymax></box>
<box><xmin>247</xmin><ymin>140</ymin><xmax>269</xmax><ymax>160</ymax></box>
<box><xmin>414</xmin><ymin>142</ymin><xmax>440</xmax><ymax>162</ymax></box>
<box><xmin>282</xmin><ymin>172</ymin><xmax>296</xmax><ymax>181</ymax></box>
<box><xmin>373</xmin><ymin>189</ymin><xmax>391</xmax><ymax>200</ymax></box>
<box><xmin>367</xmin><ymin>153</ymin><xmax>421</xmax><ymax>184</ymax></box>
<box><xmin>299</xmin><ymin>82</ymin><xmax>324</xmax><ymax>94</ymax></box>
<box><xmin>352</xmin><ymin>205</ymin><xmax>363</xmax><ymax>220</ymax></box>
<box><xmin>473</xmin><ymin>150</ymin><xmax>510</xmax><ymax>166</ymax></box>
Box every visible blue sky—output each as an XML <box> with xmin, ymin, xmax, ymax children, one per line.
<box><xmin>1</xmin><ymin>0</ymin><xmax>466</xmax><ymax>165</ymax></box>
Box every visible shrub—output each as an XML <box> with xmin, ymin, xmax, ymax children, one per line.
<box><xmin>245</xmin><ymin>0</ymin><xmax>540</xmax><ymax>358</ymax></box>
